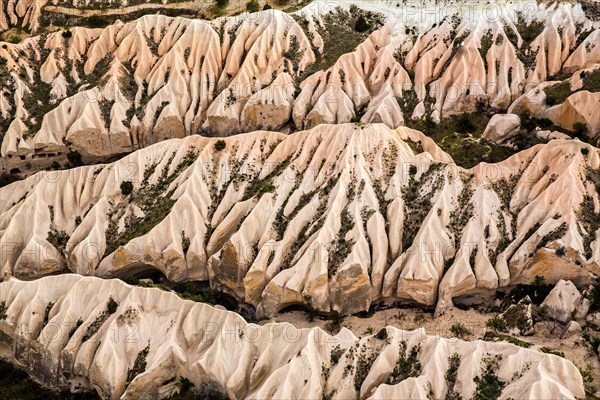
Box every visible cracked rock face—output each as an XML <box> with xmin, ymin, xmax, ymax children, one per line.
<box><xmin>0</xmin><ymin>275</ymin><xmax>587</xmax><ymax>399</ymax></box>
<box><xmin>1</xmin><ymin>123</ymin><xmax>598</xmax><ymax>317</ymax></box>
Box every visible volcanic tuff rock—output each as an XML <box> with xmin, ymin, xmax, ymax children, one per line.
<box><xmin>0</xmin><ymin>275</ymin><xmax>587</xmax><ymax>399</ymax></box>
<box><xmin>1</xmin><ymin>123</ymin><xmax>599</xmax><ymax>316</ymax></box>
<box><xmin>540</xmin><ymin>279</ymin><xmax>590</xmax><ymax>323</ymax></box>
<box><xmin>1</xmin><ymin>1</ymin><xmax>600</xmax><ymax>165</ymax></box>
<box><xmin>483</xmin><ymin>114</ymin><xmax>522</xmax><ymax>144</ymax></box>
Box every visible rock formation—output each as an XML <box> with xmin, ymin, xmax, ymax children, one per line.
<box><xmin>1</xmin><ymin>2</ymin><xmax>599</xmax><ymax>168</ymax></box>
<box><xmin>0</xmin><ymin>275</ymin><xmax>587</xmax><ymax>399</ymax></box>
<box><xmin>1</xmin><ymin>123</ymin><xmax>598</xmax><ymax>317</ymax></box>
<box><xmin>0</xmin><ymin>1</ymin><xmax>599</xmax><ymax>397</ymax></box>
<box><xmin>540</xmin><ymin>279</ymin><xmax>590</xmax><ymax>323</ymax></box>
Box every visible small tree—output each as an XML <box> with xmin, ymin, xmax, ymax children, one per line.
<box><xmin>215</xmin><ymin>0</ymin><xmax>229</xmax><ymax>8</ymax></box>
<box><xmin>120</xmin><ymin>181</ymin><xmax>133</xmax><ymax>196</ymax></box>
<box><xmin>485</xmin><ymin>315</ymin><xmax>507</xmax><ymax>332</ymax></box>
<box><xmin>375</xmin><ymin>328</ymin><xmax>388</xmax><ymax>340</ymax></box>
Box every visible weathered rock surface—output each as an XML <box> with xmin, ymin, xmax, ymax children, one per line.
<box><xmin>0</xmin><ymin>275</ymin><xmax>587</xmax><ymax>399</ymax></box>
<box><xmin>541</xmin><ymin>279</ymin><xmax>590</xmax><ymax>323</ymax></box>
<box><xmin>1</xmin><ymin>1</ymin><xmax>600</xmax><ymax>165</ymax></box>
<box><xmin>562</xmin><ymin>320</ymin><xmax>582</xmax><ymax>338</ymax></box>
<box><xmin>587</xmin><ymin>311</ymin><xmax>600</xmax><ymax>327</ymax></box>
<box><xmin>483</xmin><ymin>114</ymin><xmax>521</xmax><ymax>144</ymax></box>
<box><xmin>1</xmin><ymin>123</ymin><xmax>598</xmax><ymax>316</ymax></box>
<box><xmin>545</xmin><ymin>91</ymin><xmax>600</xmax><ymax>136</ymax></box>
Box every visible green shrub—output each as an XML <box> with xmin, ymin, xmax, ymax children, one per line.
<box><xmin>42</xmin><ymin>302</ymin><xmax>54</xmax><ymax>329</ymax></box>
<box><xmin>323</xmin><ymin>313</ymin><xmax>343</xmax><ymax>334</ymax></box>
<box><xmin>450</xmin><ymin>323</ymin><xmax>472</xmax><ymax>338</ymax></box>
<box><xmin>544</xmin><ymin>82</ymin><xmax>572</xmax><ymax>106</ymax></box>
<box><xmin>0</xmin><ymin>359</ymin><xmax>100</xmax><ymax>399</ymax></box>
<box><xmin>214</xmin><ymin>139</ymin><xmax>226</xmax><ymax>151</ymax></box>
<box><xmin>354</xmin><ymin>347</ymin><xmax>379</xmax><ymax>390</ymax></box>
<box><xmin>573</xmin><ymin>122</ymin><xmax>589</xmax><ymax>138</ymax></box>
<box><xmin>246</xmin><ymin>0</ymin><xmax>260</xmax><ymax>12</ymax></box>
<box><xmin>86</xmin><ymin>15</ymin><xmax>109</xmax><ymax>29</ymax></box>
<box><xmin>126</xmin><ymin>344</ymin><xmax>150</xmax><ymax>383</ymax></box>
<box><xmin>82</xmin><ymin>297</ymin><xmax>118</xmax><ymax>342</ymax></box>
<box><xmin>107</xmin><ymin>297</ymin><xmax>118</xmax><ymax>314</ymax></box>
<box><xmin>540</xmin><ymin>347</ymin><xmax>565</xmax><ymax>357</ymax></box>
<box><xmin>120</xmin><ymin>181</ymin><xmax>133</xmax><ymax>196</ymax></box>
<box><xmin>354</xmin><ymin>15</ymin><xmax>370</xmax><ymax>32</ymax></box>
<box><xmin>68</xmin><ymin>318</ymin><xmax>83</xmax><ymax>338</ymax></box>
<box><xmin>388</xmin><ymin>341</ymin><xmax>422</xmax><ymax>384</ymax></box>
<box><xmin>0</xmin><ymin>300</ymin><xmax>7</xmax><ymax>320</ymax></box>
<box><xmin>330</xmin><ymin>345</ymin><xmax>345</xmax><ymax>365</ymax></box>
<box><xmin>215</xmin><ymin>0</ymin><xmax>229</xmax><ymax>8</ymax></box>
<box><xmin>473</xmin><ymin>356</ymin><xmax>506</xmax><ymax>400</ymax></box>
<box><xmin>197</xmin><ymin>380</ymin><xmax>230</xmax><ymax>400</ymax></box>
<box><xmin>177</xmin><ymin>377</ymin><xmax>194</xmax><ymax>392</ymax></box>
<box><xmin>374</xmin><ymin>328</ymin><xmax>388</xmax><ymax>340</ymax></box>
<box><xmin>0</xmin><ymin>172</ymin><xmax>23</xmax><ymax>187</ymax></box>
<box><xmin>484</xmin><ymin>331</ymin><xmax>531</xmax><ymax>348</ymax></box>
<box><xmin>510</xmin><ymin>275</ymin><xmax>552</xmax><ymax>304</ymax></box>
<box><xmin>263</xmin><ymin>3</ymin><xmax>272</xmax><ymax>9</ymax></box>
<box><xmin>454</xmin><ymin>113</ymin><xmax>476</xmax><ymax>133</ymax></box>
<box><xmin>588</xmin><ymin>280</ymin><xmax>600</xmax><ymax>311</ymax></box>
<box><xmin>413</xmin><ymin>312</ymin><xmax>426</xmax><ymax>324</ymax></box>
<box><xmin>485</xmin><ymin>315</ymin><xmax>507</xmax><ymax>332</ymax></box>
<box><xmin>445</xmin><ymin>353</ymin><xmax>462</xmax><ymax>400</ymax></box>
<box><xmin>211</xmin><ymin>5</ymin><xmax>225</xmax><ymax>16</ymax></box>
<box><xmin>67</xmin><ymin>150</ymin><xmax>83</xmax><ymax>167</ymax></box>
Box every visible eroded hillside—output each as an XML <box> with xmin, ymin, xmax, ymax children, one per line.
<box><xmin>0</xmin><ymin>1</ymin><xmax>599</xmax><ymax>176</ymax></box>
<box><xmin>1</xmin><ymin>123</ymin><xmax>598</xmax><ymax>317</ymax></box>
<box><xmin>0</xmin><ymin>275</ymin><xmax>587</xmax><ymax>399</ymax></box>
<box><xmin>1</xmin><ymin>1</ymin><xmax>600</xmax><ymax>399</ymax></box>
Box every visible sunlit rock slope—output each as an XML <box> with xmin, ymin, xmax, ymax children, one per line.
<box><xmin>1</xmin><ymin>123</ymin><xmax>599</xmax><ymax>316</ymax></box>
<box><xmin>1</xmin><ymin>1</ymin><xmax>599</xmax><ymax>166</ymax></box>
